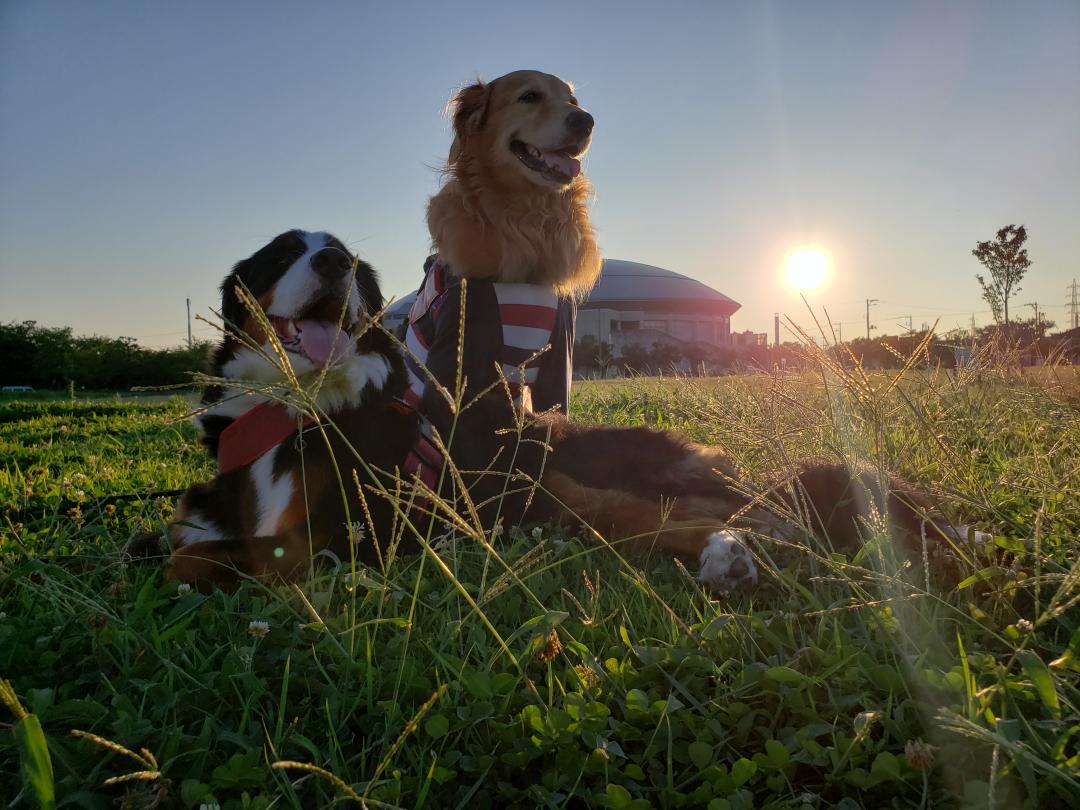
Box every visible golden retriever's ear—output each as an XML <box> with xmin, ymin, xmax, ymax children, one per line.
<box><xmin>448</xmin><ymin>80</ymin><xmax>490</xmax><ymax>163</ymax></box>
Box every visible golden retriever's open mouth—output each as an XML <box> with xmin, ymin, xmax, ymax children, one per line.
<box><xmin>271</xmin><ymin>316</ymin><xmax>353</xmax><ymax>366</ymax></box>
<box><xmin>510</xmin><ymin>138</ymin><xmax>582</xmax><ymax>183</ymax></box>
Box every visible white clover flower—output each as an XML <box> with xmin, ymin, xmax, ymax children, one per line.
<box><xmin>72</xmin><ymin>472</ymin><xmax>87</xmax><ymax>484</ymax></box>
<box><xmin>1016</xmin><ymin>618</ymin><xmax>1034</xmax><ymax>633</ymax></box>
<box><xmin>176</xmin><ymin>583</ymin><xmax>192</xmax><ymax>596</ymax></box>
<box><xmin>531</xmin><ymin>526</ymin><xmax>543</xmax><ymax>540</ymax></box>
<box><xmin>904</xmin><ymin>738</ymin><xmax>936</xmax><ymax>772</ymax></box>
<box><xmin>248</xmin><ymin>620</ymin><xmax>269</xmax><ymax>637</ymax></box>
<box><xmin>344</xmin><ymin>521</ymin><xmax>367</xmax><ymax>543</ymax></box>
<box><xmin>199</xmin><ymin>804</ymin><xmax>221</xmax><ymax>810</ymax></box>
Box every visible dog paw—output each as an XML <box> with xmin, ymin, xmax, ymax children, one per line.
<box><xmin>126</xmin><ymin>531</ymin><xmax>168</xmax><ymax>561</ymax></box>
<box><xmin>937</xmin><ymin>523</ymin><xmax>992</xmax><ymax>545</ymax></box>
<box><xmin>698</xmin><ymin>531</ymin><xmax>758</xmax><ymax>593</ymax></box>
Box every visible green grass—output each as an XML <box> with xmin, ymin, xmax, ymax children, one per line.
<box><xmin>2</xmin><ymin>366</ymin><xmax>1079</xmax><ymax>808</ymax></box>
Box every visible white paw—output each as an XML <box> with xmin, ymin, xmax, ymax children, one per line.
<box><xmin>937</xmin><ymin>523</ymin><xmax>992</xmax><ymax>545</ymax></box>
<box><xmin>698</xmin><ymin>531</ymin><xmax>758</xmax><ymax>593</ymax></box>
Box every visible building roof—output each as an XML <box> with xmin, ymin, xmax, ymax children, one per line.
<box><xmin>586</xmin><ymin>259</ymin><xmax>740</xmax><ymax>315</ymax></box>
<box><xmin>384</xmin><ymin>258</ymin><xmax>740</xmax><ymax>319</ymax></box>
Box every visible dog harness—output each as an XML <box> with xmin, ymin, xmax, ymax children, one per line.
<box><xmin>217</xmin><ymin>402</ymin><xmax>314</xmax><ymax>474</ymax></box>
<box><xmin>215</xmin><ymin>399</ymin><xmax>441</xmax><ymax>522</ymax></box>
<box><xmin>403</xmin><ymin>256</ymin><xmax>575</xmax><ymax>415</ymax></box>
<box><xmin>386</xmin><ymin>397</ymin><xmax>443</xmax><ymax>518</ymax></box>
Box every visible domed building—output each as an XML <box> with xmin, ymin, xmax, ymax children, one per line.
<box><xmin>383</xmin><ymin>258</ymin><xmax>741</xmax><ymax>348</ymax></box>
<box><xmin>577</xmin><ymin>259</ymin><xmax>739</xmax><ymax>348</ymax></box>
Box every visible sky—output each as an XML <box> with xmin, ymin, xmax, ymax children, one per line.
<box><xmin>2</xmin><ymin>0</ymin><xmax>1078</xmax><ymax>347</ymax></box>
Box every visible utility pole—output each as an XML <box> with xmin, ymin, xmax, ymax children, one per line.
<box><xmin>865</xmin><ymin>299</ymin><xmax>878</xmax><ymax>340</ymax></box>
<box><xmin>1026</xmin><ymin>301</ymin><xmax>1041</xmax><ymax>338</ymax></box>
<box><xmin>773</xmin><ymin>312</ymin><xmax>780</xmax><ymax>348</ymax></box>
<box><xmin>837</xmin><ymin>322</ymin><xmax>842</xmax><ymax>344</ymax></box>
<box><xmin>1068</xmin><ymin>279</ymin><xmax>1079</xmax><ymax>330</ymax></box>
<box><xmin>186</xmin><ymin>298</ymin><xmax>193</xmax><ymax>348</ymax></box>
<box><xmin>895</xmin><ymin>315</ymin><xmax>913</xmax><ymax>353</ymax></box>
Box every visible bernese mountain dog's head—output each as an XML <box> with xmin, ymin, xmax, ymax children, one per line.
<box><xmin>198</xmin><ymin>230</ymin><xmax>404</xmax><ymax>454</ymax></box>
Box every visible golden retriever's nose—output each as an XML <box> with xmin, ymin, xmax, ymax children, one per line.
<box><xmin>311</xmin><ymin>248</ymin><xmax>349</xmax><ymax>280</ymax></box>
<box><xmin>566</xmin><ymin>109</ymin><xmax>594</xmax><ymax>138</ymax></box>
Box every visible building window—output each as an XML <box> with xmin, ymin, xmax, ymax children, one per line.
<box><xmin>697</xmin><ymin>321</ymin><xmax>714</xmax><ymax>343</ymax></box>
<box><xmin>620</xmin><ymin>320</ymin><xmax>640</xmax><ymax>331</ymax></box>
<box><xmin>670</xmin><ymin>321</ymin><xmax>692</xmax><ymax>341</ymax></box>
<box><xmin>642</xmin><ymin>320</ymin><xmax>667</xmax><ymax>332</ymax></box>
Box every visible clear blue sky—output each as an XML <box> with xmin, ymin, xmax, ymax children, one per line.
<box><xmin>2</xmin><ymin>0</ymin><xmax>1078</xmax><ymax>346</ymax></box>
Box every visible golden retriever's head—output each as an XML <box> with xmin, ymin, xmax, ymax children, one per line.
<box><xmin>448</xmin><ymin>70</ymin><xmax>594</xmax><ymax>191</ymax></box>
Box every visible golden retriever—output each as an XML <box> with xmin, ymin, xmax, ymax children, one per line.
<box><xmin>426</xmin><ymin>69</ymin><xmax>601</xmax><ymax>297</ymax></box>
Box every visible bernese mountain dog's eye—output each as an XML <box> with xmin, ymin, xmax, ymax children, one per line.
<box><xmin>518</xmin><ymin>90</ymin><xmax>541</xmax><ymax>103</ymax></box>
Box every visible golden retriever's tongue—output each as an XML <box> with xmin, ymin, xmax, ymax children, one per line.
<box><xmin>542</xmin><ymin>151</ymin><xmax>581</xmax><ymax>178</ymax></box>
<box><xmin>295</xmin><ymin>320</ymin><xmax>351</xmax><ymax>366</ymax></box>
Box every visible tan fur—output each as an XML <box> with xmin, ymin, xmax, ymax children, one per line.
<box><xmin>427</xmin><ymin>70</ymin><xmax>601</xmax><ymax>298</ymax></box>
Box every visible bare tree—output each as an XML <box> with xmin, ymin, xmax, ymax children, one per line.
<box><xmin>973</xmin><ymin>224</ymin><xmax>1031</xmax><ymax>335</ymax></box>
<box><xmin>594</xmin><ymin>341</ymin><xmax>614</xmax><ymax>378</ymax></box>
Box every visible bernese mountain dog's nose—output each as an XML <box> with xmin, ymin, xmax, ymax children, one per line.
<box><xmin>565</xmin><ymin>109</ymin><xmax>594</xmax><ymax>138</ymax></box>
<box><xmin>311</xmin><ymin>248</ymin><xmax>349</xmax><ymax>280</ymax></box>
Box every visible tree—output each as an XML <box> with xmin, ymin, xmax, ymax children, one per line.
<box><xmin>973</xmin><ymin>224</ymin><xmax>1031</xmax><ymax>335</ymax></box>
<box><xmin>0</xmin><ymin>320</ymin><xmax>210</xmax><ymax>389</ymax></box>
<box><xmin>594</xmin><ymin>341</ymin><xmax>615</xmax><ymax>378</ymax></box>
<box><xmin>649</xmin><ymin>342</ymin><xmax>683</xmax><ymax>372</ymax></box>
<box><xmin>619</xmin><ymin>343</ymin><xmax>651</xmax><ymax>374</ymax></box>
<box><xmin>974</xmin><ymin>316</ymin><xmax>1052</xmax><ymax>347</ymax></box>
<box><xmin>572</xmin><ymin>335</ymin><xmax>599</xmax><ymax>372</ymax></box>
<box><xmin>682</xmin><ymin>344</ymin><xmax>710</xmax><ymax>375</ymax></box>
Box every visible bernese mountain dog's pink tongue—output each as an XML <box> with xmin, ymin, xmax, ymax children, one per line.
<box><xmin>295</xmin><ymin>320</ymin><xmax>351</xmax><ymax>366</ymax></box>
<box><xmin>542</xmin><ymin>150</ymin><xmax>581</xmax><ymax>178</ymax></box>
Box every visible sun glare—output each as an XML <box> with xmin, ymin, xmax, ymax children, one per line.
<box><xmin>784</xmin><ymin>248</ymin><xmax>829</xmax><ymax>291</ymax></box>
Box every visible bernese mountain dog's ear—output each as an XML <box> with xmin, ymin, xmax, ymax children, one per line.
<box><xmin>219</xmin><ymin>267</ymin><xmax>245</xmax><ymax>333</ymax></box>
<box><xmin>355</xmin><ymin>259</ymin><xmax>384</xmax><ymax>315</ymax></box>
<box><xmin>448</xmin><ymin>79</ymin><xmax>490</xmax><ymax>164</ymax></box>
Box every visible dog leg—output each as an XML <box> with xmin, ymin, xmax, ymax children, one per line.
<box><xmin>541</xmin><ymin>470</ymin><xmax>757</xmax><ymax>592</ymax></box>
<box><xmin>166</xmin><ymin>530</ymin><xmax>314</xmax><ymax>591</ymax></box>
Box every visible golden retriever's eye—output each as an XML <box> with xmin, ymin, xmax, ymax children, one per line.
<box><xmin>569</xmin><ymin>96</ymin><xmax>579</xmax><ymax>106</ymax></box>
<box><xmin>518</xmin><ymin>90</ymin><xmax>541</xmax><ymax>103</ymax></box>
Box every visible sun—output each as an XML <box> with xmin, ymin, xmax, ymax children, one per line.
<box><xmin>784</xmin><ymin>248</ymin><xmax>829</xmax><ymax>291</ymax></box>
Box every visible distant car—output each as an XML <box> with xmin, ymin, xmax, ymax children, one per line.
<box><xmin>1</xmin><ymin>385</ymin><xmax>34</xmax><ymax>392</ymax></box>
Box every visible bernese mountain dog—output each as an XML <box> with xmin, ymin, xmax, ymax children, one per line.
<box><xmin>150</xmin><ymin>230</ymin><xmax>987</xmax><ymax>592</ymax></box>
<box><xmin>152</xmin><ymin>230</ymin><xmax>434</xmax><ymax>589</ymax></box>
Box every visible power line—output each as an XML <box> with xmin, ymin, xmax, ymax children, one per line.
<box><xmin>1068</xmin><ymin>279</ymin><xmax>1079</xmax><ymax>330</ymax></box>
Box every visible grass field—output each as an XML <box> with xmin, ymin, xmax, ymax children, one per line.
<box><xmin>1</xmin><ymin>364</ymin><xmax>1079</xmax><ymax>808</ymax></box>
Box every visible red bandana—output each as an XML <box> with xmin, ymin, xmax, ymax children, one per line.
<box><xmin>217</xmin><ymin>402</ymin><xmax>315</xmax><ymax>474</ymax></box>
